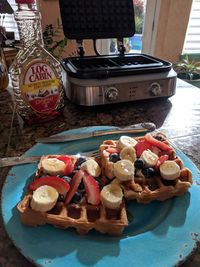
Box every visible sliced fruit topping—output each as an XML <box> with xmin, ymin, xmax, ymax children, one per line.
<box><xmin>57</xmin><ymin>155</ymin><xmax>75</xmax><ymax>175</ymax></box>
<box><xmin>141</xmin><ymin>149</ymin><xmax>159</xmax><ymax>167</ymax></box>
<box><xmin>134</xmin><ymin>139</ymin><xmax>152</xmax><ymax>157</ymax></box>
<box><xmin>41</xmin><ymin>158</ymin><xmax>66</xmax><ymax>176</ymax></box>
<box><xmin>109</xmin><ymin>153</ymin><xmax>120</xmax><ymax>163</ymax></box>
<box><xmin>151</xmin><ymin>145</ymin><xmax>162</xmax><ymax>156</ymax></box>
<box><xmin>134</xmin><ymin>159</ymin><xmax>144</xmax><ymax>170</ymax></box>
<box><xmin>155</xmin><ymin>155</ymin><xmax>169</xmax><ymax>170</ymax></box>
<box><xmin>80</xmin><ymin>159</ymin><xmax>101</xmax><ymax>177</ymax></box>
<box><xmin>144</xmin><ymin>133</ymin><xmax>172</xmax><ymax>151</ymax></box>
<box><xmin>71</xmin><ymin>191</ymin><xmax>83</xmax><ymax>204</ymax></box>
<box><xmin>29</xmin><ymin>176</ymin><xmax>70</xmax><ymax>196</ymax></box>
<box><xmin>30</xmin><ymin>185</ymin><xmax>59</xmax><ymax>212</ymax></box>
<box><xmin>117</xmin><ymin>136</ymin><xmax>137</xmax><ymax>150</ymax></box>
<box><xmin>160</xmin><ymin>160</ymin><xmax>180</xmax><ymax>180</ymax></box>
<box><xmin>75</xmin><ymin>156</ymin><xmax>87</xmax><ymax>169</ymax></box>
<box><xmin>83</xmin><ymin>172</ymin><xmax>100</xmax><ymax>205</ymax></box>
<box><xmin>142</xmin><ymin>167</ymin><xmax>155</xmax><ymax>178</ymax></box>
<box><xmin>100</xmin><ymin>183</ymin><xmax>123</xmax><ymax>209</ymax></box>
<box><xmin>120</xmin><ymin>146</ymin><xmax>136</xmax><ymax>162</ymax></box>
<box><xmin>65</xmin><ymin>170</ymin><xmax>84</xmax><ymax>204</ymax></box>
<box><xmin>106</xmin><ymin>147</ymin><xmax>119</xmax><ymax>154</ymax></box>
<box><xmin>114</xmin><ymin>159</ymin><xmax>135</xmax><ymax>181</ymax></box>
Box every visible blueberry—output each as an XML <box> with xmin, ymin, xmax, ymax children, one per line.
<box><xmin>58</xmin><ymin>194</ymin><xmax>65</xmax><ymax>202</ymax></box>
<box><xmin>109</xmin><ymin>153</ymin><xmax>120</xmax><ymax>163</ymax></box>
<box><xmin>142</xmin><ymin>168</ymin><xmax>155</xmax><ymax>178</ymax></box>
<box><xmin>154</xmin><ymin>135</ymin><xmax>165</xmax><ymax>142</ymax></box>
<box><xmin>68</xmin><ymin>169</ymin><xmax>78</xmax><ymax>178</ymax></box>
<box><xmin>78</xmin><ymin>181</ymin><xmax>85</xmax><ymax>190</ymax></box>
<box><xmin>71</xmin><ymin>192</ymin><xmax>83</xmax><ymax>203</ymax></box>
<box><xmin>62</xmin><ymin>176</ymin><xmax>72</xmax><ymax>183</ymax></box>
<box><xmin>134</xmin><ymin>159</ymin><xmax>144</xmax><ymax>169</ymax></box>
<box><xmin>76</xmin><ymin>157</ymin><xmax>86</xmax><ymax>168</ymax></box>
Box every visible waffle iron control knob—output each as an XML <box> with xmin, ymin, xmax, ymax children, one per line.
<box><xmin>105</xmin><ymin>87</ymin><xmax>118</xmax><ymax>101</ymax></box>
<box><xmin>149</xmin><ymin>82</ymin><xmax>162</xmax><ymax>96</ymax></box>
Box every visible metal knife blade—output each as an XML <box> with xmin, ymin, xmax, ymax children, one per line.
<box><xmin>36</xmin><ymin>122</ymin><xmax>156</xmax><ymax>143</ymax></box>
<box><xmin>0</xmin><ymin>150</ymin><xmax>99</xmax><ymax>168</ymax></box>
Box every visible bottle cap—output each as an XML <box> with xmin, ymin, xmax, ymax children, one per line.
<box><xmin>15</xmin><ymin>0</ymin><xmax>35</xmax><ymax>3</ymax></box>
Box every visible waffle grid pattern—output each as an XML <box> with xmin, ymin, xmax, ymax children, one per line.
<box><xmin>99</xmin><ymin>133</ymin><xmax>192</xmax><ymax>204</ymax></box>
<box><xmin>59</xmin><ymin>0</ymin><xmax>135</xmax><ymax>39</ymax></box>
<box><xmin>17</xmin><ymin>155</ymin><xmax>128</xmax><ymax>235</ymax></box>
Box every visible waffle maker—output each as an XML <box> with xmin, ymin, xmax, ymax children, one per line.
<box><xmin>59</xmin><ymin>0</ymin><xmax>177</xmax><ymax>106</ymax></box>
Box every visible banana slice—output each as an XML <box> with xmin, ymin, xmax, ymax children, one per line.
<box><xmin>111</xmin><ymin>178</ymin><xmax>121</xmax><ymax>185</ymax></box>
<box><xmin>160</xmin><ymin>160</ymin><xmax>180</xmax><ymax>180</ymax></box>
<box><xmin>41</xmin><ymin>158</ymin><xmax>66</xmax><ymax>176</ymax></box>
<box><xmin>120</xmin><ymin>146</ymin><xmax>137</xmax><ymax>163</ymax></box>
<box><xmin>117</xmin><ymin>136</ymin><xmax>137</xmax><ymax>150</ymax></box>
<box><xmin>81</xmin><ymin>159</ymin><xmax>101</xmax><ymax>177</ymax></box>
<box><xmin>30</xmin><ymin>185</ymin><xmax>59</xmax><ymax>212</ymax></box>
<box><xmin>114</xmin><ymin>159</ymin><xmax>135</xmax><ymax>181</ymax></box>
<box><xmin>141</xmin><ymin>149</ymin><xmax>159</xmax><ymax>167</ymax></box>
<box><xmin>100</xmin><ymin>183</ymin><xmax>123</xmax><ymax>209</ymax></box>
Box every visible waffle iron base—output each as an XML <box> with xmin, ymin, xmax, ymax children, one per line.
<box><xmin>64</xmin><ymin>69</ymin><xmax>177</xmax><ymax>106</ymax></box>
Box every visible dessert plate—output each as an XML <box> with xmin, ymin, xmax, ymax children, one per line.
<box><xmin>2</xmin><ymin>126</ymin><xmax>200</xmax><ymax>267</ymax></box>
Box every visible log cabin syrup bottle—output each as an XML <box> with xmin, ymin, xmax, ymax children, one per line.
<box><xmin>10</xmin><ymin>0</ymin><xmax>65</xmax><ymax>124</ymax></box>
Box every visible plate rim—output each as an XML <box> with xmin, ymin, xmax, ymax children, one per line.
<box><xmin>1</xmin><ymin>126</ymin><xmax>200</xmax><ymax>267</ymax></box>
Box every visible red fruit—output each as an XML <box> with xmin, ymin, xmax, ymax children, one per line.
<box><xmin>57</xmin><ymin>156</ymin><xmax>75</xmax><ymax>175</ymax></box>
<box><xmin>155</xmin><ymin>155</ymin><xmax>169</xmax><ymax>170</ymax></box>
<box><xmin>65</xmin><ymin>170</ymin><xmax>84</xmax><ymax>204</ymax></box>
<box><xmin>134</xmin><ymin>139</ymin><xmax>152</xmax><ymax>157</ymax></box>
<box><xmin>150</xmin><ymin>145</ymin><xmax>162</xmax><ymax>156</ymax></box>
<box><xmin>28</xmin><ymin>176</ymin><xmax>70</xmax><ymax>196</ymax></box>
<box><xmin>106</xmin><ymin>147</ymin><xmax>119</xmax><ymax>154</ymax></box>
<box><xmin>144</xmin><ymin>133</ymin><xmax>172</xmax><ymax>151</ymax></box>
<box><xmin>83</xmin><ymin>172</ymin><xmax>100</xmax><ymax>205</ymax></box>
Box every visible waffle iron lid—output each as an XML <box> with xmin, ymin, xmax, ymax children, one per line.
<box><xmin>59</xmin><ymin>0</ymin><xmax>135</xmax><ymax>40</ymax></box>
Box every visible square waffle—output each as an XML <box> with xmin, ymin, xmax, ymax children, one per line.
<box><xmin>17</xmin><ymin>155</ymin><xmax>128</xmax><ymax>235</ymax></box>
<box><xmin>99</xmin><ymin>132</ymin><xmax>192</xmax><ymax>204</ymax></box>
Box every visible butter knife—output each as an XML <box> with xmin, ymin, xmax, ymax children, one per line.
<box><xmin>0</xmin><ymin>150</ymin><xmax>100</xmax><ymax>168</ymax></box>
<box><xmin>36</xmin><ymin>122</ymin><xmax>156</xmax><ymax>143</ymax></box>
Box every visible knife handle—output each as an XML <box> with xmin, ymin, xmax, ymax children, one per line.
<box><xmin>0</xmin><ymin>156</ymin><xmax>41</xmax><ymax>167</ymax></box>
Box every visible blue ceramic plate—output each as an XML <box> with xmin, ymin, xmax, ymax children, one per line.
<box><xmin>2</xmin><ymin>126</ymin><xmax>200</xmax><ymax>267</ymax></box>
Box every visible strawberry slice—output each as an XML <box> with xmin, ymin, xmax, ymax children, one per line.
<box><xmin>106</xmin><ymin>147</ymin><xmax>119</xmax><ymax>154</ymax></box>
<box><xmin>150</xmin><ymin>145</ymin><xmax>162</xmax><ymax>156</ymax></box>
<box><xmin>28</xmin><ymin>176</ymin><xmax>70</xmax><ymax>196</ymax></box>
<box><xmin>134</xmin><ymin>139</ymin><xmax>152</xmax><ymax>157</ymax></box>
<box><xmin>144</xmin><ymin>133</ymin><xmax>172</xmax><ymax>151</ymax></box>
<box><xmin>155</xmin><ymin>155</ymin><xmax>169</xmax><ymax>170</ymax></box>
<box><xmin>82</xmin><ymin>171</ymin><xmax>100</xmax><ymax>205</ymax></box>
<box><xmin>65</xmin><ymin>170</ymin><xmax>84</xmax><ymax>204</ymax></box>
<box><xmin>57</xmin><ymin>155</ymin><xmax>75</xmax><ymax>175</ymax></box>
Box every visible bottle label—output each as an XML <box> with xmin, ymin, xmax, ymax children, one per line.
<box><xmin>21</xmin><ymin>61</ymin><xmax>61</xmax><ymax>114</ymax></box>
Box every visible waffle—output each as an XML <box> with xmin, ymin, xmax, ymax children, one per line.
<box><xmin>17</xmin><ymin>155</ymin><xmax>128</xmax><ymax>235</ymax></box>
<box><xmin>99</xmin><ymin>132</ymin><xmax>193</xmax><ymax>204</ymax></box>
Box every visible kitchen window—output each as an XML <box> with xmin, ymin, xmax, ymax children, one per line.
<box><xmin>96</xmin><ymin>0</ymin><xmax>161</xmax><ymax>56</ymax></box>
<box><xmin>0</xmin><ymin>0</ymin><xmax>18</xmax><ymax>40</ymax></box>
<box><xmin>183</xmin><ymin>0</ymin><xmax>200</xmax><ymax>53</ymax></box>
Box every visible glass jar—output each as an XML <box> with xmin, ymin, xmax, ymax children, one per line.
<box><xmin>0</xmin><ymin>48</ymin><xmax>9</xmax><ymax>91</ymax></box>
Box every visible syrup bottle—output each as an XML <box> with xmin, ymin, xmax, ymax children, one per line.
<box><xmin>10</xmin><ymin>0</ymin><xmax>65</xmax><ymax>124</ymax></box>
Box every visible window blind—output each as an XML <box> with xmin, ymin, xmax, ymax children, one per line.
<box><xmin>0</xmin><ymin>0</ymin><xmax>19</xmax><ymax>39</ymax></box>
<box><xmin>183</xmin><ymin>0</ymin><xmax>200</xmax><ymax>53</ymax></box>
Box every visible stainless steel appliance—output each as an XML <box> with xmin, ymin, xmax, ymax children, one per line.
<box><xmin>59</xmin><ymin>0</ymin><xmax>177</xmax><ymax>106</ymax></box>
